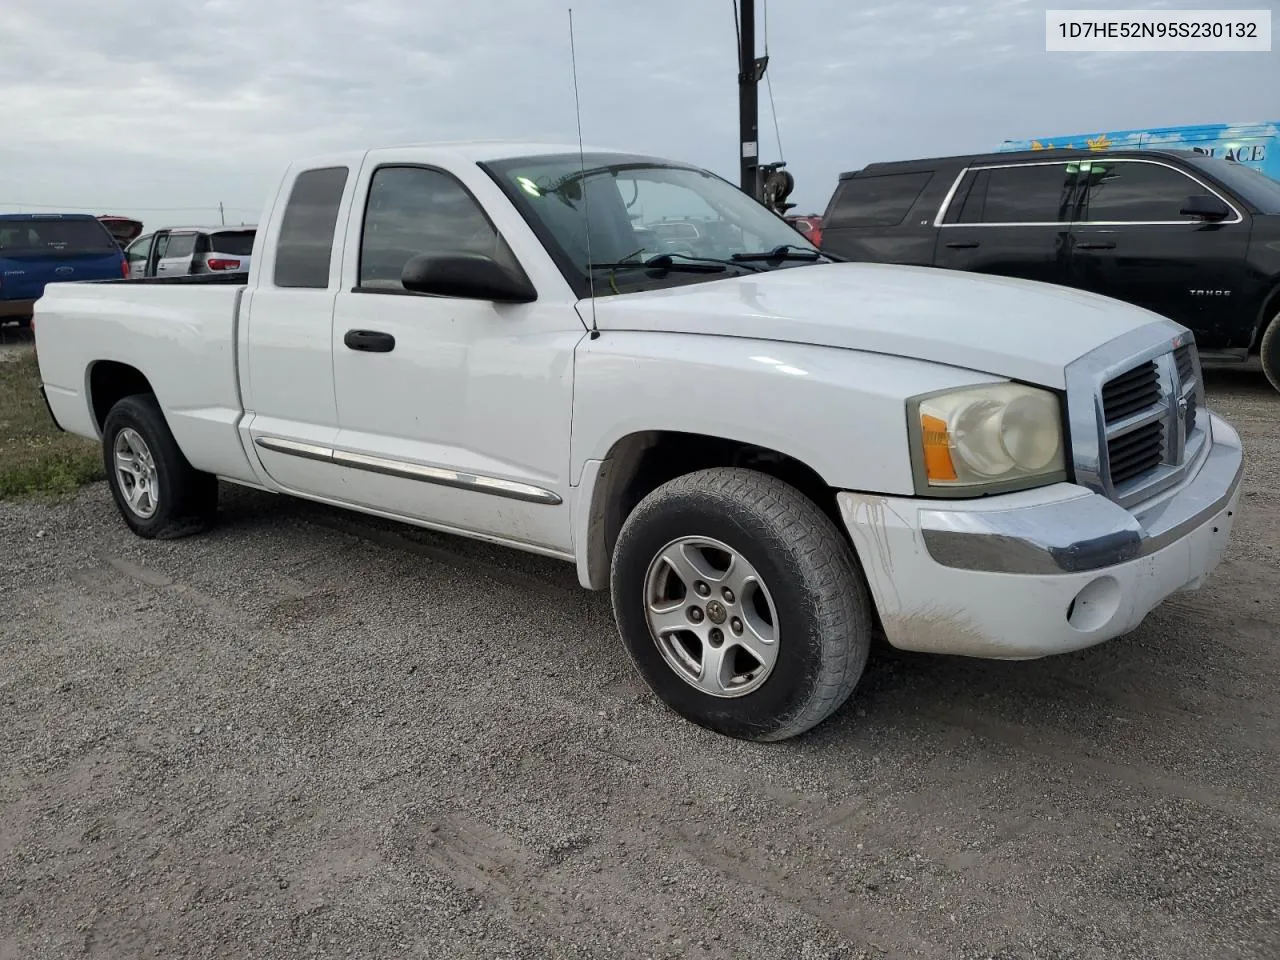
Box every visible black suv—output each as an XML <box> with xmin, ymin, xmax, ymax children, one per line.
<box><xmin>818</xmin><ymin>148</ymin><xmax>1280</xmax><ymax>391</ymax></box>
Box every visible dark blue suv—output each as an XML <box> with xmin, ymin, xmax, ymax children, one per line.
<box><xmin>0</xmin><ymin>213</ymin><xmax>127</xmax><ymax>326</ymax></box>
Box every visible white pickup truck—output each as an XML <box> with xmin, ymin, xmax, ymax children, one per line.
<box><xmin>33</xmin><ymin>141</ymin><xmax>1244</xmax><ymax>741</ymax></box>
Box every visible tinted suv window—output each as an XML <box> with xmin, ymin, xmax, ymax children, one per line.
<box><xmin>274</xmin><ymin>166</ymin><xmax>349</xmax><ymax>288</ymax></box>
<box><xmin>358</xmin><ymin>165</ymin><xmax>515</xmax><ymax>290</ymax></box>
<box><xmin>209</xmin><ymin>230</ymin><xmax>256</xmax><ymax>256</ymax></box>
<box><xmin>827</xmin><ymin>172</ymin><xmax>933</xmax><ymax>227</ymax></box>
<box><xmin>1079</xmin><ymin>160</ymin><xmax>1209</xmax><ymax>222</ymax></box>
<box><xmin>0</xmin><ymin>217</ymin><xmax>118</xmax><ymax>255</ymax></box>
<box><xmin>968</xmin><ymin>163</ymin><xmax>1075</xmax><ymax>223</ymax></box>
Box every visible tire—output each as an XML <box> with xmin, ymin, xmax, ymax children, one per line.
<box><xmin>1261</xmin><ymin>312</ymin><xmax>1280</xmax><ymax>394</ymax></box>
<box><xmin>101</xmin><ymin>394</ymin><xmax>218</xmax><ymax>539</ymax></box>
<box><xmin>609</xmin><ymin>467</ymin><xmax>873</xmax><ymax>742</ymax></box>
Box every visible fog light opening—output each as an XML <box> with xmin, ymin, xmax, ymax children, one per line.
<box><xmin>1066</xmin><ymin>576</ymin><xmax>1122</xmax><ymax>633</ymax></box>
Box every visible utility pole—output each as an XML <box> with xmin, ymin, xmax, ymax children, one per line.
<box><xmin>737</xmin><ymin>1</ymin><xmax>794</xmax><ymax>213</ymax></box>
<box><xmin>218</xmin><ymin>202</ymin><xmax>225</xmax><ymax>226</ymax></box>
<box><xmin>738</xmin><ymin>0</ymin><xmax>764</xmax><ymax>200</ymax></box>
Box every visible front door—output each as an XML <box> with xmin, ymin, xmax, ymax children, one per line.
<box><xmin>123</xmin><ymin>233</ymin><xmax>153</xmax><ymax>278</ymax></box>
<box><xmin>932</xmin><ymin>160</ymin><xmax>1078</xmax><ymax>287</ymax></box>
<box><xmin>1068</xmin><ymin>157</ymin><xmax>1253</xmax><ymax>349</ymax></box>
<box><xmin>328</xmin><ymin>159</ymin><xmax>583</xmax><ymax>555</ymax></box>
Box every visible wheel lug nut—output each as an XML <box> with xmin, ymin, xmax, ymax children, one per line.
<box><xmin>731</xmin><ymin>617</ymin><xmax>743</xmax><ymax>634</ymax></box>
<box><xmin>694</xmin><ymin>581</ymin><xmax>710</xmax><ymax>597</ymax></box>
<box><xmin>688</xmin><ymin>607</ymin><xmax>704</xmax><ymax>623</ymax></box>
<box><xmin>721</xmin><ymin>587</ymin><xmax>734</xmax><ymax>603</ymax></box>
<box><xmin>708</xmin><ymin>628</ymin><xmax>724</xmax><ymax>647</ymax></box>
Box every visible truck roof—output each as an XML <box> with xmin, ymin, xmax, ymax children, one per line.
<box><xmin>840</xmin><ymin>146</ymin><xmax>1210</xmax><ymax>179</ymax></box>
<box><xmin>284</xmin><ymin>139</ymin><xmax>650</xmax><ymax>172</ymax></box>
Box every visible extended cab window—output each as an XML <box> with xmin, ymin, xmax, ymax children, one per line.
<box><xmin>947</xmin><ymin>163</ymin><xmax>1075</xmax><ymax>224</ymax></box>
<box><xmin>274</xmin><ymin>165</ymin><xmax>349</xmax><ymax>288</ymax></box>
<box><xmin>826</xmin><ymin>172</ymin><xmax>932</xmax><ymax>227</ymax></box>
<box><xmin>358</xmin><ymin>165</ymin><xmax>515</xmax><ymax>290</ymax></box>
<box><xmin>1078</xmin><ymin>160</ymin><xmax>1215</xmax><ymax>222</ymax></box>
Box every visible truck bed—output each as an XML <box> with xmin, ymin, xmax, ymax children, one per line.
<box><xmin>33</xmin><ymin>279</ymin><xmax>258</xmax><ymax>484</ymax></box>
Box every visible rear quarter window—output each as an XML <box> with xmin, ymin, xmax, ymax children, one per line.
<box><xmin>273</xmin><ymin>166</ymin><xmax>349</xmax><ymax>288</ymax></box>
<box><xmin>825</xmin><ymin>171</ymin><xmax>934</xmax><ymax>228</ymax></box>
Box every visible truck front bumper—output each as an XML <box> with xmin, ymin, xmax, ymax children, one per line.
<box><xmin>838</xmin><ymin>412</ymin><xmax>1244</xmax><ymax>659</ymax></box>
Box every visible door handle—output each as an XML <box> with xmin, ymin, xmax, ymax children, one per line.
<box><xmin>344</xmin><ymin>329</ymin><xmax>396</xmax><ymax>353</ymax></box>
<box><xmin>944</xmin><ymin>240</ymin><xmax>979</xmax><ymax>249</ymax></box>
<box><xmin>1075</xmin><ymin>242</ymin><xmax>1116</xmax><ymax>250</ymax></box>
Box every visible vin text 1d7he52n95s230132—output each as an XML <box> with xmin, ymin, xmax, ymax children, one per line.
<box><xmin>32</xmin><ymin>141</ymin><xmax>1243</xmax><ymax>741</ymax></box>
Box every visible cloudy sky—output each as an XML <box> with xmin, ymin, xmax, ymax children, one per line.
<box><xmin>0</xmin><ymin>0</ymin><xmax>1275</xmax><ymax>223</ymax></box>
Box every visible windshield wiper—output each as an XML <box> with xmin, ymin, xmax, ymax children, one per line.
<box><xmin>731</xmin><ymin>243</ymin><xmax>833</xmax><ymax>263</ymax></box>
<box><xmin>588</xmin><ymin>252</ymin><xmax>763</xmax><ymax>274</ymax></box>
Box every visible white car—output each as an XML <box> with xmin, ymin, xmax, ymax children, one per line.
<box><xmin>124</xmin><ymin>225</ymin><xmax>256</xmax><ymax>279</ymax></box>
<box><xmin>33</xmin><ymin>141</ymin><xmax>1243</xmax><ymax>741</ymax></box>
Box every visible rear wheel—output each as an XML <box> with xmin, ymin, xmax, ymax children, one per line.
<box><xmin>610</xmin><ymin>467</ymin><xmax>873</xmax><ymax>742</ymax></box>
<box><xmin>1261</xmin><ymin>311</ymin><xmax>1280</xmax><ymax>393</ymax></box>
<box><xmin>102</xmin><ymin>394</ymin><xmax>218</xmax><ymax>539</ymax></box>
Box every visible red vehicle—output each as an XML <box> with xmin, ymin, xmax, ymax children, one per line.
<box><xmin>97</xmin><ymin>216</ymin><xmax>144</xmax><ymax>249</ymax></box>
<box><xmin>784</xmin><ymin>214</ymin><xmax>822</xmax><ymax>248</ymax></box>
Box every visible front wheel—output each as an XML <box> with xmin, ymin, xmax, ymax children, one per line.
<box><xmin>1260</xmin><ymin>311</ymin><xmax>1280</xmax><ymax>394</ymax></box>
<box><xmin>609</xmin><ymin>467</ymin><xmax>873</xmax><ymax>742</ymax></box>
<box><xmin>102</xmin><ymin>394</ymin><xmax>218</xmax><ymax>539</ymax></box>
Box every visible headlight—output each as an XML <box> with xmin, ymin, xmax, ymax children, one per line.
<box><xmin>908</xmin><ymin>383</ymin><xmax>1067</xmax><ymax>495</ymax></box>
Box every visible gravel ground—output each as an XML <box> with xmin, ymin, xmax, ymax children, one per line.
<box><xmin>0</xmin><ymin>325</ymin><xmax>33</xmax><ymax>360</ymax></box>
<box><xmin>0</xmin><ymin>364</ymin><xmax>1276</xmax><ymax>960</ymax></box>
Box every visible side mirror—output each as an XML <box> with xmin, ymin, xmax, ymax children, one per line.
<box><xmin>400</xmin><ymin>253</ymin><xmax>537</xmax><ymax>303</ymax></box>
<box><xmin>1180</xmin><ymin>194</ymin><xmax>1231</xmax><ymax>221</ymax></box>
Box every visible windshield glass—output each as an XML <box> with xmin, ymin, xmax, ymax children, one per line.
<box><xmin>483</xmin><ymin>153</ymin><xmax>822</xmax><ymax>296</ymax></box>
<box><xmin>1188</xmin><ymin>156</ymin><xmax>1280</xmax><ymax>214</ymax></box>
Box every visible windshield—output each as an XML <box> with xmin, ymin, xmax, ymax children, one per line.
<box><xmin>0</xmin><ymin>217</ymin><xmax>119</xmax><ymax>256</ymax></box>
<box><xmin>1188</xmin><ymin>156</ymin><xmax>1280</xmax><ymax>214</ymax></box>
<box><xmin>482</xmin><ymin>152</ymin><xmax>824</xmax><ymax>296</ymax></box>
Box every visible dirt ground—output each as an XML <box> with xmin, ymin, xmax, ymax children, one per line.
<box><xmin>0</xmin><ymin>359</ymin><xmax>1276</xmax><ymax>960</ymax></box>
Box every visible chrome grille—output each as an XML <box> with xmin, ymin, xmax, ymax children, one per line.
<box><xmin>1066</xmin><ymin>326</ymin><xmax>1209</xmax><ymax>511</ymax></box>
<box><xmin>1101</xmin><ymin>360</ymin><xmax>1161</xmax><ymax>424</ymax></box>
<box><xmin>1174</xmin><ymin>343</ymin><xmax>1195</xmax><ymax>384</ymax></box>
<box><xmin>1108</xmin><ymin>420</ymin><xmax>1165</xmax><ymax>486</ymax></box>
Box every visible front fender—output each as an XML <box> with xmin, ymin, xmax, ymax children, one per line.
<box><xmin>570</xmin><ymin>331</ymin><xmax>1004</xmax><ymax>494</ymax></box>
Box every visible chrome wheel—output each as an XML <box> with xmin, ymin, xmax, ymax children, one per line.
<box><xmin>642</xmin><ymin>536</ymin><xmax>780</xmax><ymax>698</ymax></box>
<box><xmin>113</xmin><ymin>427</ymin><xmax>159</xmax><ymax>519</ymax></box>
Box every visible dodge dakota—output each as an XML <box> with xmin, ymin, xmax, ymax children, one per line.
<box><xmin>33</xmin><ymin>141</ymin><xmax>1244</xmax><ymax>741</ymax></box>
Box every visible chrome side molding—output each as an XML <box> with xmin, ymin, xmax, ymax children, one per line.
<box><xmin>252</xmin><ymin>436</ymin><xmax>562</xmax><ymax>505</ymax></box>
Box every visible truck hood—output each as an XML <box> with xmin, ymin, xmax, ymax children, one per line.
<box><xmin>585</xmin><ymin>261</ymin><xmax>1170</xmax><ymax>389</ymax></box>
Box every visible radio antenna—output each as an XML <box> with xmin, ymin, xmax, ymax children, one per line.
<box><xmin>568</xmin><ymin>7</ymin><xmax>599</xmax><ymax>339</ymax></box>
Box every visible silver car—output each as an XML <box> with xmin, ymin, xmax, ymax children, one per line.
<box><xmin>124</xmin><ymin>225</ymin><xmax>256</xmax><ymax>279</ymax></box>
